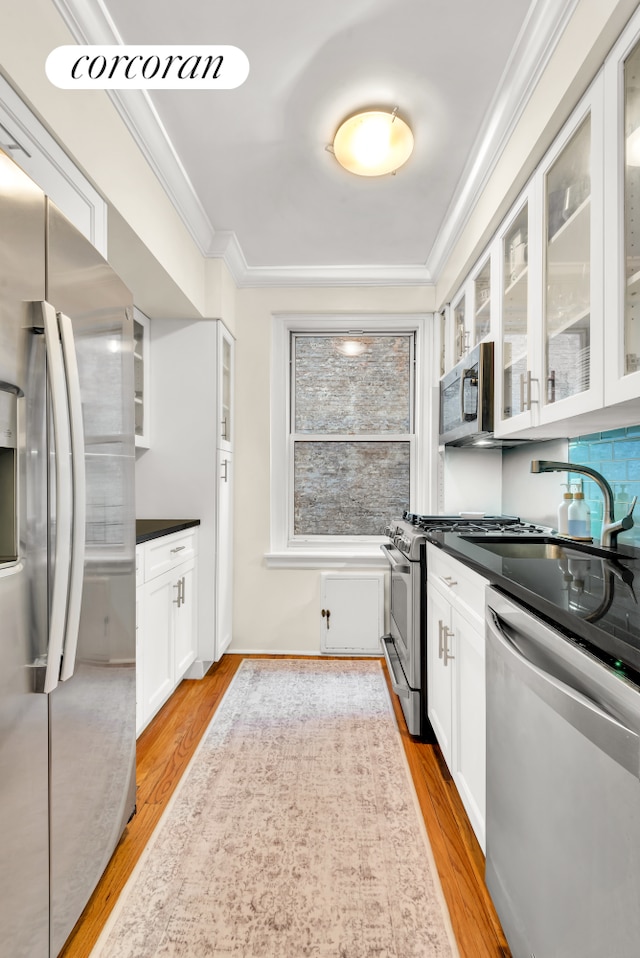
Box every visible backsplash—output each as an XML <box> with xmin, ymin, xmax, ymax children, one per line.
<box><xmin>569</xmin><ymin>425</ymin><xmax>640</xmax><ymax>545</ymax></box>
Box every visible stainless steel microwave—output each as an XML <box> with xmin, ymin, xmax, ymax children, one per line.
<box><xmin>439</xmin><ymin>341</ymin><xmax>494</xmax><ymax>446</ymax></box>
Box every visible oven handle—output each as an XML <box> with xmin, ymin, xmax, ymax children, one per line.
<box><xmin>380</xmin><ymin>635</ymin><xmax>411</xmax><ymax>701</ymax></box>
<box><xmin>380</xmin><ymin>542</ymin><xmax>411</xmax><ymax>575</ymax></box>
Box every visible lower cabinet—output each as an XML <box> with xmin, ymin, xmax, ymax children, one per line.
<box><xmin>136</xmin><ymin>529</ymin><xmax>198</xmax><ymax>737</ymax></box>
<box><xmin>426</xmin><ymin>544</ymin><xmax>488</xmax><ymax>851</ymax></box>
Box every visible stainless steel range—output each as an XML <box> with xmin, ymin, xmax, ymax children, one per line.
<box><xmin>380</xmin><ymin>512</ymin><xmax>548</xmax><ymax>737</ymax></box>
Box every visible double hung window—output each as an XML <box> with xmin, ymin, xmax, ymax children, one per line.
<box><xmin>291</xmin><ymin>332</ymin><xmax>414</xmax><ymax>537</ymax></box>
<box><xmin>270</xmin><ymin>314</ymin><xmax>424</xmax><ymax>561</ymax></box>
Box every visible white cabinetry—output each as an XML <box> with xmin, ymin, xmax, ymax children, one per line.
<box><xmin>447</xmin><ymin>248</ymin><xmax>497</xmax><ymax>369</ymax></box>
<box><xmin>494</xmin><ymin>78</ymin><xmax>605</xmax><ymax>440</ymax></box>
<box><xmin>426</xmin><ymin>544</ymin><xmax>488</xmax><ymax>851</ymax></box>
<box><xmin>133</xmin><ymin>307</ymin><xmax>150</xmax><ymax>448</ymax></box>
<box><xmin>135</xmin><ymin>319</ymin><xmax>234</xmax><ymax>672</ymax></box>
<box><xmin>604</xmin><ymin>6</ymin><xmax>640</xmax><ymax>409</ymax></box>
<box><xmin>135</xmin><ymin>527</ymin><xmax>198</xmax><ymax>737</ymax></box>
<box><xmin>214</xmin><ymin>323</ymin><xmax>234</xmax><ymax>660</ymax></box>
<box><xmin>0</xmin><ymin>75</ymin><xmax>107</xmax><ymax>254</ymax></box>
<box><xmin>216</xmin><ymin>447</ymin><xmax>233</xmax><ymax>658</ymax></box>
<box><xmin>319</xmin><ymin>572</ymin><xmax>385</xmax><ymax>654</ymax></box>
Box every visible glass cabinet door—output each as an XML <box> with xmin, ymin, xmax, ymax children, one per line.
<box><xmin>218</xmin><ymin>323</ymin><xmax>234</xmax><ymax>451</ymax></box>
<box><xmin>500</xmin><ymin>201</ymin><xmax>530</xmax><ymax>421</ymax></box>
<box><xmin>543</xmin><ymin>115</ymin><xmax>591</xmax><ymax>408</ymax></box>
<box><xmin>624</xmin><ymin>37</ymin><xmax>640</xmax><ymax>378</ymax></box>
<box><xmin>453</xmin><ymin>292</ymin><xmax>468</xmax><ymax>362</ymax></box>
<box><xmin>473</xmin><ymin>256</ymin><xmax>491</xmax><ymax>344</ymax></box>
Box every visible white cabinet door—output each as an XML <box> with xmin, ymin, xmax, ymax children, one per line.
<box><xmin>604</xmin><ymin>8</ymin><xmax>640</xmax><ymax>408</ymax></box>
<box><xmin>319</xmin><ymin>572</ymin><xmax>384</xmax><ymax>654</ymax></box>
<box><xmin>426</xmin><ymin>581</ymin><xmax>454</xmax><ymax>768</ymax></box>
<box><xmin>452</xmin><ymin>607</ymin><xmax>486</xmax><ymax>850</ymax></box>
<box><xmin>174</xmin><ymin>558</ymin><xmax>197</xmax><ymax>677</ymax></box>
<box><xmin>135</xmin><ymin>587</ymin><xmax>143</xmax><ymax>736</ymax></box>
<box><xmin>141</xmin><ymin>570</ymin><xmax>175</xmax><ymax>722</ymax></box>
<box><xmin>217</xmin><ymin>324</ymin><xmax>234</xmax><ymax>452</ymax></box>
<box><xmin>216</xmin><ymin>449</ymin><xmax>233</xmax><ymax>660</ymax></box>
<box><xmin>133</xmin><ymin>307</ymin><xmax>150</xmax><ymax>449</ymax></box>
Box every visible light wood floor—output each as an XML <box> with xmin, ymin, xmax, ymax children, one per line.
<box><xmin>60</xmin><ymin>654</ymin><xmax>511</xmax><ymax>958</ymax></box>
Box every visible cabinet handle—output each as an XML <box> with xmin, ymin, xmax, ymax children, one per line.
<box><xmin>520</xmin><ymin>369</ymin><xmax>539</xmax><ymax>411</ymax></box>
<box><xmin>180</xmin><ymin>575</ymin><xmax>186</xmax><ymax>606</ymax></box>
<box><xmin>221</xmin><ymin>417</ymin><xmax>228</xmax><ymax>440</ymax></box>
<box><xmin>221</xmin><ymin>459</ymin><xmax>228</xmax><ymax>482</ymax></box>
<box><xmin>438</xmin><ymin>575</ymin><xmax>457</xmax><ymax>588</ymax></box>
<box><xmin>437</xmin><ymin>620</ymin><xmax>444</xmax><ymax>659</ymax></box>
<box><xmin>173</xmin><ymin>580</ymin><xmax>182</xmax><ymax>607</ymax></box>
<box><xmin>443</xmin><ymin>626</ymin><xmax>455</xmax><ymax>667</ymax></box>
<box><xmin>171</xmin><ymin>545</ymin><xmax>185</xmax><ymax>554</ymax></box>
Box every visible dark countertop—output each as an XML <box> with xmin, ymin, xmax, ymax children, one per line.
<box><xmin>426</xmin><ymin>530</ymin><xmax>640</xmax><ymax>684</ymax></box>
<box><xmin>136</xmin><ymin>519</ymin><xmax>200</xmax><ymax>544</ymax></box>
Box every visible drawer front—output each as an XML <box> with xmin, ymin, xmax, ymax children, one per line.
<box><xmin>427</xmin><ymin>544</ymin><xmax>488</xmax><ymax>626</ymax></box>
<box><xmin>135</xmin><ymin>545</ymin><xmax>144</xmax><ymax>589</ymax></box>
<box><xmin>144</xmin><ymin>529</ymin><xmax>197</xmax><ymax>581</ymax></box>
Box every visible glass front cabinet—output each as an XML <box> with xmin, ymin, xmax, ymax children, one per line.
<box><xmin>604</xmin><ymin>7</ymin><xmax>640</xmax><ymax>408</ymax></box>
<box><xmin>495</xmin><ymin>78</ymin><xmax>605</xmax><ymax>438</ymax></box>
<box><xmin>495</xmin><ymin>184</ymin><xmax>539</xmax><ymax>433</ymax></box>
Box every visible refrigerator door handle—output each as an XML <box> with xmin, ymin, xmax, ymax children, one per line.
<box><xmin>40</xmin><ymin>301</ymin><xmax>72</xmax><ymax>694</ymax></box>
<box><xmin>58</xmin><ymin>311</ymin><xmax>86</xmax><ymax>682</ymax></box>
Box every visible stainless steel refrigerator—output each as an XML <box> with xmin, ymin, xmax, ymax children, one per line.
<box><xmin>0</xmin><ymin>148</ymin><xmax>136</xmax><ymax>957</ymax></box>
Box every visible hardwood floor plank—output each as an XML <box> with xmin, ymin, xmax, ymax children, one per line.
<box><xmin>61</xmin><ymin>654</ymin><xmax>509</xmax><ymax>958</ymax></box>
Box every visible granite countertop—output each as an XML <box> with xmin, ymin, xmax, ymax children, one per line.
<box><xmin>427</xmin><ymin>530</ymin><xmax>640</xmax><ymax>685</ymax></box>
<box><xmin>136</xmin><ymin>519</ymin><xmax>200</xmax><ymax>544</ymax></box>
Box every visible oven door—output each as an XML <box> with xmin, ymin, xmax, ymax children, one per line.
<box><xmin>380</xmin><ymin>543</ymin><xmax>421</xmax><ymax>735</ymax></box>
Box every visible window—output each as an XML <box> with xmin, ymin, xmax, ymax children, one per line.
<box><xmin>269</xmin><ymin>314</ymin><xmax>428</xmax><ymax>565</ymax></box>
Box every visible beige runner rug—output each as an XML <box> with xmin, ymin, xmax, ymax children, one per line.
<box><xmin>92</xmin><ymin>658</ymin><xmax>460</xmax><ymax>957</ymax></box>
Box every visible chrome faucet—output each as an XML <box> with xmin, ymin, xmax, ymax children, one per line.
<box><xmin>530</xmin><ymin>459</ymin><xmax>637</xmax><ymax>549</ymax></box>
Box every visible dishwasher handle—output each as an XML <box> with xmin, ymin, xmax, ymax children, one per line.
<box><xmin>487</xmin><ymin>606</ymin><xmax>640</xmax><ymax>779</ymax></box>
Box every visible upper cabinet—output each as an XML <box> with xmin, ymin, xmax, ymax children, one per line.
<box><xmin>218</xmin><ymin>323</ymin><xmax>234</xmax><ymax>451</ymax></box>
<box><xmin>494</xmin><ymin>78</ymin><xmax>609</xmax><ymax>440</ymax></box>
<box><xmin>449</xmin><ymin>248</ymin><xmax>496</xmax><ymax>367</ymax></box>
<box><xmin>539</xmin><ymin>87</ymin><xmax>604</xmax><ymax>424</ymax></box>
<box><xmin>0</xmin><ymin>76</ymin><xmax>107</xmax><ymax>255</ymax></box>
<box><xmin>495</xmin><ymin>183</ymin><xmax>537</xmax><ymax>431</ymax></box>
<box><xmin>448</xmin><ymin>9</ymin><xmax>640</xmax><ymax>442</ymax></box>
<box><xmin>604</xmin><ymin>7</ymin><xmax>640</xmax><ymax>407</ymax></box>
<box><xmin>133</xmin><ymin>307</ymin><xmax>150</xmax><ymax>449</ymax></box>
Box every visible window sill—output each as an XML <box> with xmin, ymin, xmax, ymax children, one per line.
<box><xmin>264</xmin><ymin>548</ymin><xmax>388</xmax><ymax>570</ymax></box>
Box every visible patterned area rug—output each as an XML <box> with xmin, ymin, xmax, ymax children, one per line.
<box><xmin>92</xmin><ymin>659</ymin><xmax>460</xmax><ymax>957</ymax></box>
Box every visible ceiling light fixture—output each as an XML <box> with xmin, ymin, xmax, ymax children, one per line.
<box><xmin>330</xmin><ymin>108</ymin><xmax>414</xmax><ymax>177</ymax></box>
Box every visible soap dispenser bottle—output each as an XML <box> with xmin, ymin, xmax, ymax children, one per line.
<box><xmin>557</xmin><ymin>482</ymin><xmax>572</xmax><ymax>535</ymax></box>
<box><xmin>568</xmin><ymin>481</ymin><xmax>589</xmax><ymax>539</ymax></box>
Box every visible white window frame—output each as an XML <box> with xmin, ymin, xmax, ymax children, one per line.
<box><xmin>267</xmin><ymin>312</ymin><xmax>432</xmax><ymax>568</ymax></box>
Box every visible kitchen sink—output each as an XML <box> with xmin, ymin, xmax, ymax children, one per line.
<box><xmin>460</xmin><ymin>535</ymin><xmax>611</xmax><ymax>561</ymax></box>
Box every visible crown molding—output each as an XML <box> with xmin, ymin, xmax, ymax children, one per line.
<box><xmin>208</xmin><ymin>231</ymin><xmax>433</xmax><ymax>286</ymax></box>
<box><xmin>52</xmin><ymin>0</ymin><xmax>576</xmax><ymax>289</ymax></box>
<box><xmin>51</xmin><ymin>0</ymin><xmax>216</xmax><ymax>254</ymax></box>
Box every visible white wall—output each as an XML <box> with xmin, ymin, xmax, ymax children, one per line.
<box><xmin>442</xmin><ymin>448</ymin><xmax>503</xmax><ymax>515</ymax></box>
<box><xmin>231</xmin><ymin>285</ymin><xmax>432</xmax><ymax>654</ymax></box>
<box><xmin>501</xmin><ymin>438</ymin><xmax>570</xmax><ymax>528</ymax></box>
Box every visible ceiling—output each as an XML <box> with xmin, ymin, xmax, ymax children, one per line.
<box><xmin>54</xmin><ymin>0</ymin><xmax>576</xmax><ymax>286</ymax></box>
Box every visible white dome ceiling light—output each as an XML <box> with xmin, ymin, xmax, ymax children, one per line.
<box><xmin>330</xmin><ymin>108</ymin><xmax>414</xmax><ymax>177</ymax></box>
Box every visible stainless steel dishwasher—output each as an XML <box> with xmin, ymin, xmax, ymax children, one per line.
<box><xmin>485</xmin><ymin>586</ymin><xmax>640</xmax><ymax>958</ymax></box>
